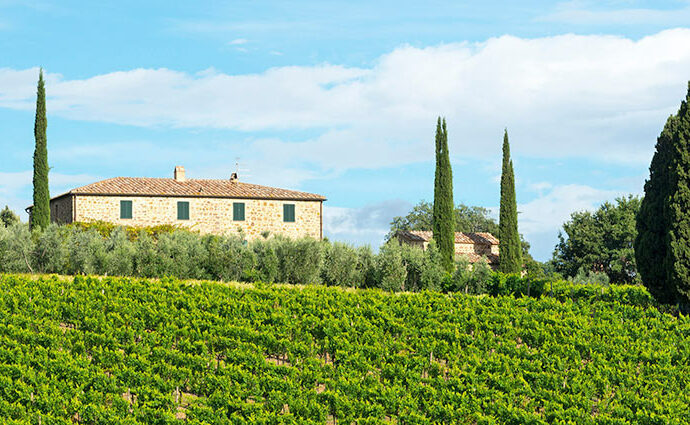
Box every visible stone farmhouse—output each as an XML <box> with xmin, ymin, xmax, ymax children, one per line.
<box><xmin>32</xmin><ymin>166</ymin><xmax>326</xmax><ymax>240</ymax></box>
<box><xmin>396</xmin><ymin>230</ymin><xmax>500</xmax><ymax>269</ymax></box>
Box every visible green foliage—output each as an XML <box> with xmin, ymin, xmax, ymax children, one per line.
<box><xmin>636</xmin><ymin>84</ymin><xmax>690</xmax><ymax>306</ymax></box>
<box><xmin>498</xmin><ymin>130</ymin><xmax>522</xmax><ymax>273</ymax></box>
<box><xmin>0</xmin><ymin>274</ymin><xmax>679</xmax><ymax>424</ymax></box>
<box><xmin>0</xmin><ymin>205</ymin><xmax>19</xmax><ymax>227</ymax></box>
<box><xmin>203</xmin><ymin>234</ymin><xmax>256</xmax><ymax>282</ymax></box>
<box><xmin>389</xmin><ymin>201</ymin><xmax>499</xmax><ymax>237</ymax></box>
<box><xmin>568</xmin><ymin>267</ymin><xmax>610</xmax><ymax>286</ymax></box>
<box><xmin>103</xmin><ymin>227</ymin><xmax>136</xmax><ymax>277</ymax></box>
<box><xmin>31</xmin><ymin>69</ymin><xmax>50</xmax><ymax>231</ymax></box>
<box><xmin>31</xmin><ymin>224</ymin><xmax>68</xmax><ymax>273</ymax></box>
<box><xmin>376</xmin><ymin>241</ymin><xmax>407</xmax><ymax>292</ymax></box>
<box><xmin>274</xmin><ymin>236</ymin><xmax>324</xmax><ymax>285</ymax></box>
<box><xmin>447</xmin><ymin>257</ymin><xmax>494</xmax><ymax>295</ymax></box>
<box><xmin>666</xmin><ymin>84</ymin><xmax>690</xmax><ymax>305</ymax></box>
<box><xmin>322</xmin><ymin>241</ymin><xmax>363</xmax><ymax>287</ymax></box>
<box><xmin>66</xmin><ymin>228</ymin><xmax>107</xmax><ymax>275</ymax></box>
<box><xmin>252</xmin><ymin>238</ymin><xmax>279</xmax><ymax>283</ymax></box>
<box><xmin>636</xmin><ymin>115</ymin><xmax>677</xmax><ymax>303</ymax></box>
<box><xmin>68</xmin><ymin>220</ymin><xmax>182</xmax><ymax>240</ymax></box>
<box><xmin>554</xmin><ymin>195</ymin><xmax>641</xmax><ymax>284</ymax></box>
<box><xmin>0</xmin><ymin>223</ymin><xmax>32</xmax><ymax>273</ymax></box>
<box><xmin>432</xmin><ymin>117</ymin><xmax>455</xmax><ymax>273</ymax></box>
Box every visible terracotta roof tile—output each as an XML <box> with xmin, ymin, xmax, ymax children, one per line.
<box><xmin>397</xmin><ymin>230</ymin><xmax>499</xmax><ymax>245</ymax></box>
<box><xmin>61</xmin><ymin>177</ymin><xmax>326</xmax><ymax>201</ymax></box>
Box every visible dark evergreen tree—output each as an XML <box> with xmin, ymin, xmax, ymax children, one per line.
<box><xmin>498</xmin><ymin>130</ymin><xmax>522</xmax><ymax>273</ymax></box>
<box><xmin>636</xmin><ymin>83</ymin><xmax>690</xmax><ymax>305</ymax></box>
<box><xmin>432</xmin><ymin>117</ymin><xmax>455</xmax><ymax>273</ymax></box>
<box><xmin>31</xmin><ymin>69</ymin><xmax>50</xmax><ymax>231</ymax></box>
<box><xmin>667</xmin><ymin>85</ymin><xmax>690</xmax><ymax>304</ymax></box>
<box><xmin>635</xmin><ymin>115</ymin><xmax>677</xmax><ymax>303</ymax></box>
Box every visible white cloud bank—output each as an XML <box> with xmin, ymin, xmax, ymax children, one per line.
<box><xmin>2</xmin><ymin>28</ymin><xmax>690</xmax><ymax>172</ymax></box>
<box><xmin>2</xmin><ymin>29</ymin><xmax>688</xmax><ymax>257</ymax></box>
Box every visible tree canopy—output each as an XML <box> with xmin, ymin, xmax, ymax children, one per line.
<box><xmin>553</xmin><ymin>195</ymin><xmax>641</xmax><ymax>284</ymax></box>
<box><xmin>389</xmin><ymin>201</ymin><xmax>498</xmax><ymax>237</ymax></box>
<box><xmin>0</xmin><ymin>206</ymin><xmax>19</xmax><ymax>228</ymax></box>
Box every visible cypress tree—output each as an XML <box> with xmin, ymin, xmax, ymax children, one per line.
<box><xmin>635</xmin><ymin>115</ymin><xmax>677</xmax><ymax>303</ymax></box>
<box><xmin>432</xmin><ymin>117</ymin><xmax>455</xmax><ymax>273</ymax></box>
<box><xmin>636</xmin><ymin>83</ymin><xmax>690</xmax><ymax>305</ymax></box>
<box><xmin>31</xmin><ymin>68</ymin><xmax>50</xmax><ymax>231</ymax></box>
<box><xmin>666</xmin><ymin>84</ymin><xmax>690</xmax><ymax>304</ymax></box>
<box><xmin>498</xmin><ymin>129</ymin><xmax>522</xmax><ymax>273</ymax></box>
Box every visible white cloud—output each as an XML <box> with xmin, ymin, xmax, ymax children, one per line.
<box><xmin>2</xmin><ymin>29</ymin><xmax>689</xmax><ymax>174</ymax></box>
<box><xmin>324</xmin><ymin>200</ymin><xmax>412</xmax><ymax>247</ymax></box>
<box><xmin>517</xmin><ymin>184</ymin><xmax>626</xmax><ymax>259</ymax></box>
<box><xmin>0</xmin><ymin>170</ymin><xmax>98</xmax><ymax>220</ymax></box>
<box><xmin>227</xmin><ymin>38</ymin><xmax>248</xmax><ymax>45</ymax></box>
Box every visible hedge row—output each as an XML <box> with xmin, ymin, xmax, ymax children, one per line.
<box><xmin>0</xmin><ymin>223</ymin><xmax>655</xmax><ymax>307</ymax></box>
<box><xmin>0</xmin><ymin>223</ymin><xmax>494</xmax><ymax>292</ymax></box>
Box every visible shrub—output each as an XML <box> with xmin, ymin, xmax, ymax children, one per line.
<box><xmin>274</xmin><ymin>237</ymin><xmax>324</xmax><ymax>285</ymax></box>
<box><xmin>467</xmin><ymin>258</ymin><xmax>492</xmax><ymax>295</ymax></box>
<box><xmin>356</xmin><ymin>246</ymin><xmax>378</xmax><ymax>289</ymax></box>
<box><xmin>103</xmin><ymin>227</ymin><xmax>136</xmax><ymax>276</ymax></box>
<box><xmin>32</xmin><ymin>224</ymin><xmax>68</xmax><ymax>273</ymax></box>
<box><xmin>133</xmin><ymin>231</ymin><xmax>166</xmax><ymax>278</ymax></box>
<box><xmin>400</xmin><ymin>243</ymin><xmax>425</xmax><ymax>292</ymax></box>
<box><xmin>376</xmin><ymin>241</ymin><xmax>407</xmax><ymax>292</ymax></box>
<box><xmin>155</xmin><ymin>231</ymin><xmax>207</xmax><ymax>279</ymax></box>
<box><xmin>67</xmin><ymin>229</ymin><xmax>107</xmax><ymax>275</ymax></box>
<box><xmin>251</xmin><ymin>238</ymin><xmax>279</xmax><ymax>283</ymax></box>
<box><xmin>419</xmin><ymin>240</ymin><xmax>445</xmax><ymax>291</ymax></box>
<box><xmin>322</xmin><ymin>241</ymin><xmax>362</xmax><ymax>287</ymax></box>
<box><xmin>568</xmin><ymin>267</ymin><xmax>610</xmax><ymax>285</ymax></box>
<box><xmin>203</xmin><ymin>235</ymin><xmax>255</xmax><ymax>282</ymax></box>
<box><xmin>0</xmin><ymin>223</ymin><xmax>32</xmax><ymax>273</ymax></box>
<box><xmin>448</xmin><ymin>256</ymin><xmax>471</xmax><ymax>293</ymax></box>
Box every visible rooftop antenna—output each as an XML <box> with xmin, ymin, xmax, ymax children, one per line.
<box><xmin>232</xmin><ymin>157</ymin><xmax>252</xmax><ymax>181</ymax></box>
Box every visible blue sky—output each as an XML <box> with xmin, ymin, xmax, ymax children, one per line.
<box><xmin>2</xmin><ymin>0</ymin><xmax>690</xmax><ymax>260</ymax></box>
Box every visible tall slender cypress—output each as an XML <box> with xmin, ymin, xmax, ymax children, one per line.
<box><xmin>432</xmin><ymin>117</ymin><xmax>455</xmax><ymax>272</ymax></box>
<box><xmin>636</xmin><ymin>83</ymin><xmax>690</xmax><ymax>305</ymax></box>
<box><xmin>31</xmin><ymin>69</ymin><xmax>50</xmax><ymax>230</ymax></box>
<box><xmin>498</xmin><ymin>129</ymin><xmax>522</xmax><ymax>273</ymax></box>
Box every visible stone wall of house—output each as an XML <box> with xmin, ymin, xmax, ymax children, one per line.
<box><xmin>73</xmin><ymin>195</ymin><xmax>322</xmax><ymax>240</ymax></box>
<box><xmin>50</xmin><ymin>195</ymin><xmax>73</xmax><ymax>224</ymax></box>
<box><xmin>455</xmin><ymin>242</ymin><xmax>496</xmax><ymax>256</ymax></box>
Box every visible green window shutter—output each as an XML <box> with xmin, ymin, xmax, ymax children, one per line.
<box><xmin>120</xmin><ymin>200</ymin><xmax>132</xmax><ymax>219</ymax></box>
<box><xmin>177</xmin><ymin>201</ymin><xmax>190</xmax><ymax>220</ymax></box>
<box><xmin>283</xmin><ymin>204</ymin><xmax>295</xmax><ymax>222</ymax></box>
<box><xmin>233</xmin><ymin>202</ymin><xmax>245</xmax><ymax>221</ymax></box>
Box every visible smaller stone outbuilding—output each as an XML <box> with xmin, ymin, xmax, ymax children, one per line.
<box><xmin>396</xmin><ymin>230</ymin><xmax>500</xmax><ymax>269</ymax></box>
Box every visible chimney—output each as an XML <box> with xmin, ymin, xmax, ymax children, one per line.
<box><xmin>174</xmin><ymin>166</ymin><xmax>186</xmax><ymax>182</ymax></box>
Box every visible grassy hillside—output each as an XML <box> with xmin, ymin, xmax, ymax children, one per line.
<box><xmin>0</xmin><ymin>274</ymin><xmax>688</xmax><ymax>424</ymax></box>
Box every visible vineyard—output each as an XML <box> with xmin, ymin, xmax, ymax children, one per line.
<box><xmin>0</xmin><ymin>274</ymin><xmax>689</xmax><ymax>424</ymax></box>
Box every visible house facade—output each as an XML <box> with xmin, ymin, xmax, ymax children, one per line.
<box><xmin>38</xmin><ymin>166</ymin><xmax>326</xmax><ymax>240</ymax></box>
<box><xmin>396</xmin><ymin>230</ymin><xmax>500</xmax><ymax>268</ymax></box>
